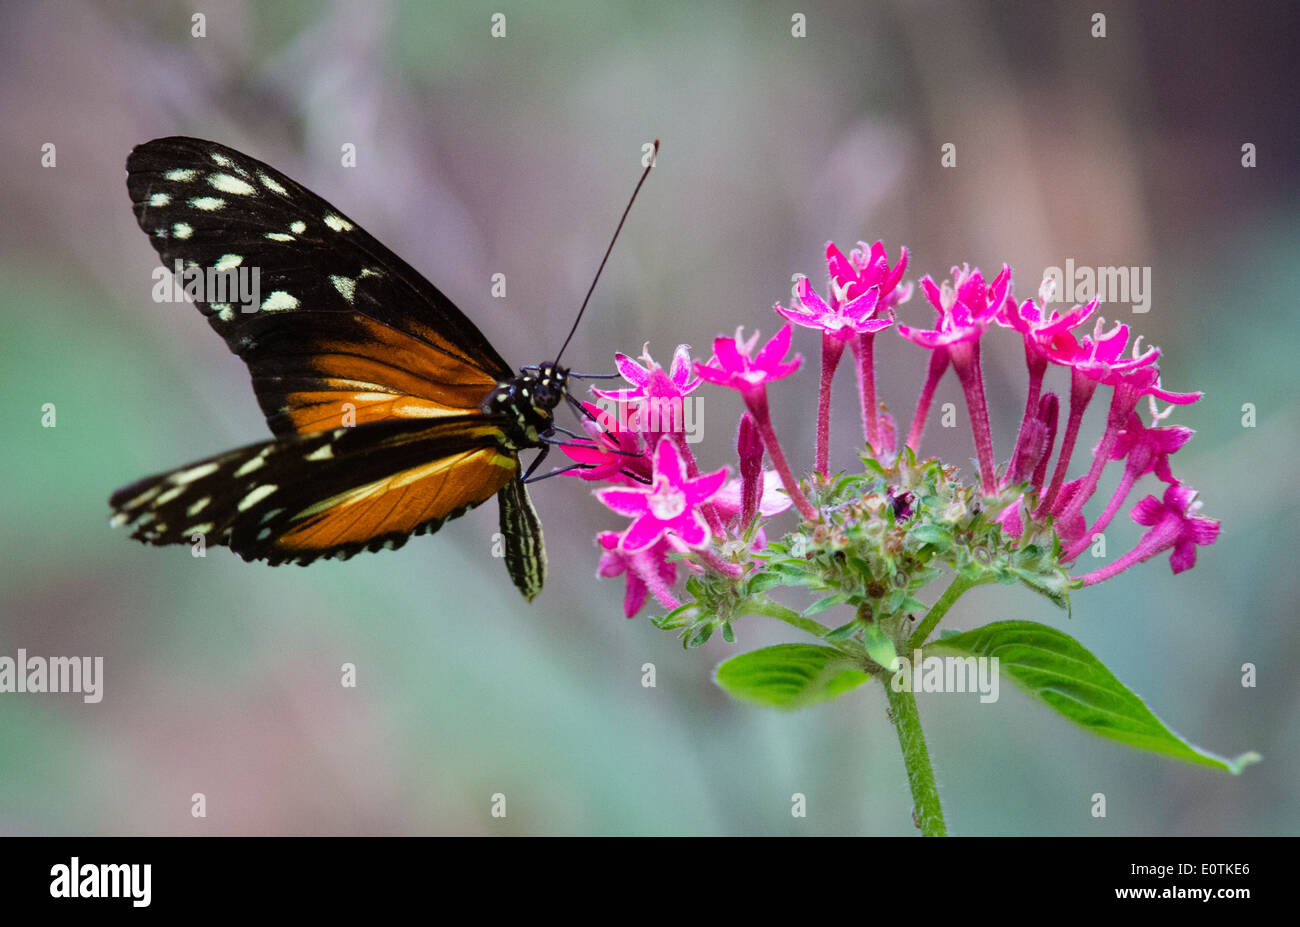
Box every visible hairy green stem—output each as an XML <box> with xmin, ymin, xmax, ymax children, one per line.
<box><xmin>907</xmin><ymin>574</ymin><xmax>990</xmax><ymax>651</ymax></box>
<box><xmin>883</xmin><ymin>676</ymin><xmax>946</xmax><ymax>836</ymax></box>
<box><xmin>744</xmin><ymin>595</ymin><xmax>832</xmax><ymax>639</ymax></box>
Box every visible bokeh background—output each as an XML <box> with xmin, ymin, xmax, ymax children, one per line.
<box><xmin>1</xmin><ymin>0</ymin><xmax>1296</xmax><ymax>835</ymax></box>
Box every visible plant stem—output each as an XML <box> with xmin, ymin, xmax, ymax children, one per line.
<box><xmin>907</xmin><ymin>573</ymin><xmax>988</xmax><ymax>650</ymax></box>
<box><xmin>816</xmin><ymin>335</ymin><xmax>846</xmax><ymax>476</ymax></box>
<box><xmin>851</xmin><ymin>332</ymin><xmax>880</xmax><ymax>452</ymax></box>
<box><xmin>883</xmin><ymin>677</ymin><xmax>946</xmax><ymax>836</ymax></box>
<box><xmin>744</xmin><ymin>389</ymin><xmax>819</xmax><ymax>522</ymax></box>
<box><xmin>744</xmin><ymin>595</ymin><xmax>832</xmax><ymax>639</ymax></box>
<box><xmin>905</xmin><ymin>350</ymin><xmax>950</xmax><ymax>453</ymax></box>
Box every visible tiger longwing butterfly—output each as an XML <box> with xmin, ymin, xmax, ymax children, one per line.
<box><xmin>109</xmin><ymin>136</ymin><xmax>655</xmax><ymax>600</ymax></box>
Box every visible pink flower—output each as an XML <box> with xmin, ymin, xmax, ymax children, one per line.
<box><xmin>1133</xmin><ymin>484</ymin><xmax>1220</xmax><ymax>573</ymax></box>
<box><xmin>1075</xmin><ymin>483</ymin><xmax>1220</xmax><ymax>585</ymax></box>
<box><xmin>776</xmin><ymin>272</ymin><xmax>889</xmax><ymax>475</ymax></box>
<box><xmin>997</xmin><ymin>290</ymin><xmax>1098</xmax><ymax>368</ymax></box>
<box><xmin>999</xmin><ymin>285</ymin><xmax>1095</xmax><ymax>488</ymax></box>
<box><xmin>596</xmin><ymin>438</ymin><xmax>729</xmax><ymax>551</ymax></box>
<box><xmin>826</xmin><ymin>240</ymin><xmax>912</xmax><ymax>311</ymax></box>
<box><xmin>898</xmin><ymin>263</ymin><xmax>1010</xmax><ymax>493</ymax></box>
<box><xmin>597</xmin><ymin>532</ymin><xmax>679</xmax><ymax>618</ymax></box>
<box><xmin>897</xmin><ymin>263</ymin><xmax>1010</xmax><ymax>351</ymax></box>
<box><xmin>824</xmin><ymin>241</ymin><xmax>909</xmax><ymax>455</ymax></box>
<box><xmin>694</xmin><ymin>324</ymin><xmax>802</xmax><ymax>398</ymax></box>
<box><xmin>694</xmin><ymin>324</ymin><xmax>817</xmax><ymax>521</ymax></box>
<box><xmin>775</xmin><ymin>276</ymin><xmax>889</xmax><ymax>340</ymax></box>
<box><xmin>1066</xmin><ymin>318</ymin><xmax>1159</xmax><ymax>386</ymax></box>
<box><xmin>1109</xmin><ymin>412</ymin><xmax>1194</xmax><ymax>484</ymax></box>
<box><xmin>592</xmin><ymin>343</ymin><xmax>702</xmax><ymax>403</ymax></box>
<box><xmin>561</xmin><ymin>401</ymin><xmax>649</xmax><ymax>486</ymax></box>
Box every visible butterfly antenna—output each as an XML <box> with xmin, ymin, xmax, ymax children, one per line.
<box><xmin>554</xmin><ymin>139</ymin><xmax>658</xmax><ymax>366</ymax></box>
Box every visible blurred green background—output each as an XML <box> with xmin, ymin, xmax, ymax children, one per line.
<box><xmin>1</xmin><ymin>0</ymin><xmax>1296</xmax><ymax>835</ymax></box>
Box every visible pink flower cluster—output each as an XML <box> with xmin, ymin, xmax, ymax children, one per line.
<box><xmin>563</xmin><ymin>344</ymin><xmax>792</xmax><ymax>617</ymax></box>
<box><xmin>571</xmin><ymin>240</ymin><xmax>1217</xmax><ymax>615</ymax></box>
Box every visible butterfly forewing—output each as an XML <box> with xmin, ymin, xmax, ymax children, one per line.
<box><xmin>109</xmin><ymin>416</ymin><xmax>520</xmax><ymax>565</ymax></box>
<box><xmin>126</xmin><ymin>136</ymin><xmax>513</xmax><ymax>437</ymax></box>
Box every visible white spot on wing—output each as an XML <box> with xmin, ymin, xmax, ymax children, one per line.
<box><xmin>213</xmin><ymin>303</ymin><xmax>235</xmax><ymax>322</ymax></box>
<box><xmin>265</xmin><ymin>232</ymin><xmax>294</xmax><ymax>242</ymax></box>
<box><xmin>173</xmin><ymin>222</ymin><xmax>193</xmax><ymax>239</ymax></box>
<box><xmin>323</xmin><ymin>213</ymin><xmax>353</xmax><ymax>232</ymax></box>
<box><xmin>209</xmin><ymin>173</ymin><xmax>256</xmax><ymax>196</ymax></box>
<box><xmin>305</xmin><ymin>445</ymin><xmax>334</xmax><ymax>461</ymax></box>
<box><xmin>290</xmin><ymin>220</ymin><xmax>306</xmax><ymax>234</ymax></box>
<box><xmin>186</xmin><ymin>497</ymin><xmax>211</xmax><ymax>516</ymax></box>
<box><xmin>164</xmin><ymin>169</ymin><xmax>197</xmax><ymax>182</ymax></box>
<box><xmin>214</xmin><ymin>254</ymin><xmax>243</xmax><ymax>270</ymax></box>
<box><xmin>238</xmin><ymin>484</ymin><xmax>278</xmax><ymax>511</ymax></box>
<box><xmin>122</xmin><ymin>486</ymin><xmax>161</xmax><ymax>509</ymax></box>
<box><xmin>149</xmin><ymin>192</ymin><xmax>171</xmax><ymax>207</ymax></box>
<box><xmin>330</xmin><ymin>275</ymin><xmax>356</xmax><ymax>302</ymax></box>
<box><xmin>184</xmin><ymin>523</ymin><xmax>214</xmax><ymax>536</ymax></box>
<box><xmin>189</xmin><ymin>196</ymin><xmax>225</xmax><ymax>211</ymax></box>
<box><xmin>234</xmin><ymin>451</ymin><xmax>268</xmax><ymax>476</ymax></box>
<box><xmin>170</xmin><ymin>462</ymin><xmax>219</xmax><ymax>484</ymax></box>
<box><xmin>260</xmin><ymin>291</ymin><xmax>299</xmax><ymax>312</ymax></box>
<box><xmin>154</xmin><ymin>486</ymin><xmax>184</xmax><ymax>506</ymax></box>
<box><xmin>258</xmin><ymin>172</ymin><xmax>288</xmax><ymax>195</ymax></box>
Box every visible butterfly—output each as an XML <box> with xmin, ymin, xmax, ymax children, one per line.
<box><xmin>109</xmin><ymin>136</ymin><xmax>654</xmax><ymax>600</ymax></box>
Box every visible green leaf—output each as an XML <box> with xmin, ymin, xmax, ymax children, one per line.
<box><xmin>651</xmin><ymin>604</ymin><xmax>697</xmax><ymax>630</ymax></box>
<box><xmin>861</xmin><ymin>623</ymin><xmax>900</xmax><ymax>672</ymax></box>
<box><xmin>930</xmin><ymin>621</ymin><xmax>1261</xmax><ymax>774</ymax></box>
<box><xmin>745</xmin><ymin>570</ymin><xmax>788</xmax><ymax>595</ymax></box>
<box><xmin>910</xmin><ymin>524</ymin><xmax>954</xmax><ymax>550</ymax></box>
<box><xmin>804</xmin><ymin>593</ymin><xmax>847</xmax><ymax>617</ymax></box>
<box><xmin>714</xmin><ymin>644</ymin><xmax>871</xmax><ymax>711</ymax></box>
<box><xmin>823</xmin><ymin>618</ymin><xmax>860</xmax><ymax>642</ymax></box>
<box><xmin>685</xmin><ymin>624</ymin><xmax>715</xmax><ymax>649</ymax></box>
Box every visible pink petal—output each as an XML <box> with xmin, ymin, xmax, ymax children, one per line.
<box><xmin>667</xmin><ymin>510</ymin><xmax>711</xmax><ymax>548</ymax></box>
<box><xmin>622</xmin><ymin>514</ymin><xmax>667</xmax><ymax>551</ymax></box>
<box><xmin>654</xmin><ymin>436</ymin><xmax>687</xmax><ymax>486</ymax></box>
<box><xmin>1169</xmin><ymin>538</ymin><xmax>1198</xmax><ymax>574</ymax></box>
<box><xmin>1129</xmin><ymin>494</ymin><xmax>1166</xmax><ymax>526</ymax></box>
<box><xmin>713</xmin><ymin>334</ymin><xmax>745</xmax><ymax>373</ymax></box>
<box><xmin>684</xmin><ymin>464</ymin><xmax>729</xmax><ymax>505</ymax></box>
<box><xmin>920</xmin><ymin>276</ymin><xmax>944</xmax><ymax>312</ymax></box>
<box><xmin>1189</xmin><ymin>516</ymin><xmax>1221</xmax><ymax>546</ymax></box>
<box><xmin>754</xmin><ymin>323</ymin><xmax>794</xmax><ymax>372</ymax></box>
<box><xmin>620</xmin><ymin>571</ymin><xmax>649</xmax><ymax>617</ymax></box>
<box><xmin>614</xmin><ymin>352</ymin><xmax>651</xmax><ymax>388</ymax></box>
<box><xmin>669</xmin><ymin>345</ymin><xmax>693</xmax><ymax>384</ymax></box>
<box><xmin>796</xmin><ymin>277</ymin><xmax>832</xmax><ymax>317</ymax></box>
<box><xmin>597</xmin><ymin>487</ymin><xmax>651</xmax><ymax>518</ymax></box>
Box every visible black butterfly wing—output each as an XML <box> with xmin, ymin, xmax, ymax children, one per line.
<box><xmin>109</xmin><ymin>415</ymin><xmax>521</xmax><ymax>566</ymax></box>
<box><xmin>125</xmin><ymin>136</ymin><xmax>513</xmax><ymax>437</ymax></box>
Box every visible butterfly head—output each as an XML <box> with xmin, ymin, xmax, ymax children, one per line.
<box><xmin>531</xmin><ymin>362</ymin><xmax>569</xmax><ymax>411</ymax></box>
<box><xmin>484</xmin><ymin>362</ymin><xmax>571</xmax><ymax>446</ymax></box>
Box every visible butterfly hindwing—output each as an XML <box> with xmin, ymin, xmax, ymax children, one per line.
<box><xmin>126</xmin><ymin>136</ymin><xmax>513</xmax><ymax>437</ymax></box>
<box><xmin>109</xmin><ymin>416</ymin><xmax>519</xmax><ymax>566</ymax></box>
